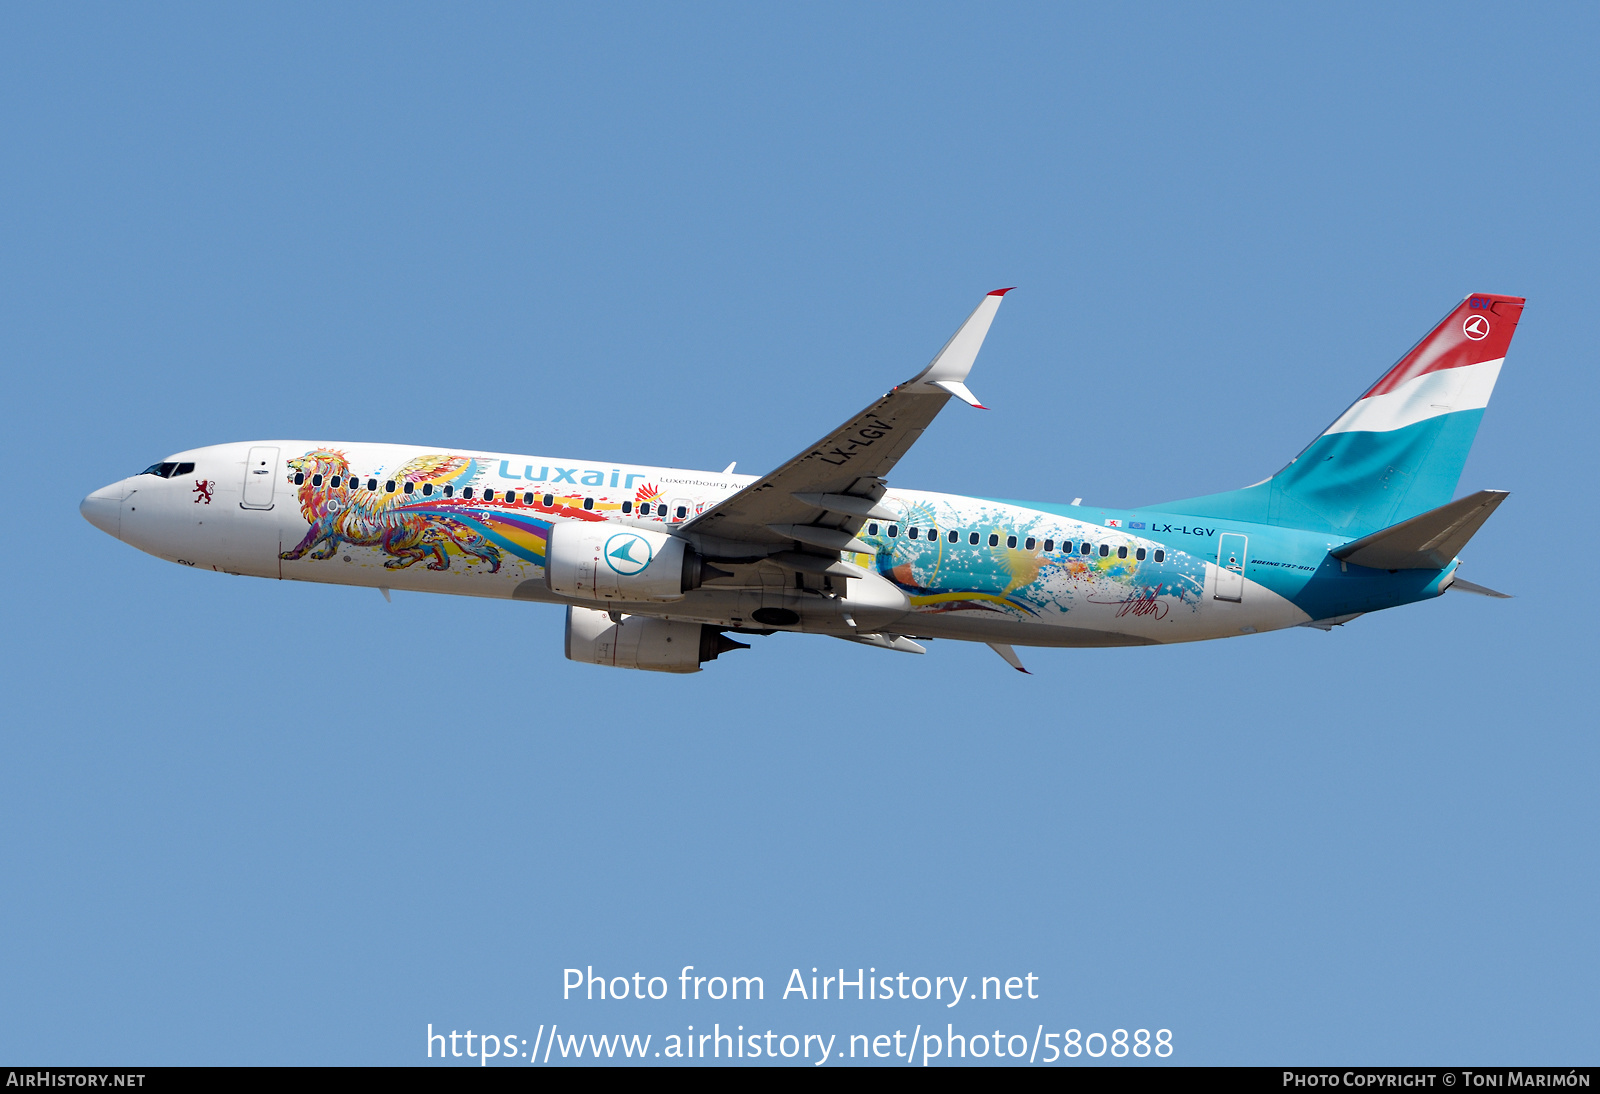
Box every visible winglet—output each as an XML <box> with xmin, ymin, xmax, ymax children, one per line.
<box><xmin>931</xmin><ymin>379</ymin><xmax>987</xmax><ymax>409</ymax></box>
<box><xmin>987</xmin><ymin>642</ymin><xmax>1031</xmax><ymax>673</ymax></box>
<box><xmin>904</xmin><ymin>289</ymin><xmax>1011</xmax><ymax>403</ymax></box>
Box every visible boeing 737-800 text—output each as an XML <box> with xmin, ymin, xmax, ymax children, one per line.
<box><xmin>81</xmin><ymin>290</ymin><xmax>1521</xmax><ymax>673</ymax></box>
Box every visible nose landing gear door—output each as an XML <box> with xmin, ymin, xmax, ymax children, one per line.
<box><xmin>241</xmin><ymin>446</ymin><xmax>279</xmax><ymax>510</ymax></box>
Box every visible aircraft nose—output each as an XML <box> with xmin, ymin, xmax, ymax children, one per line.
<box><xmin>80</xmin><ymin>484</ymin><xmax>124</xmax><ymax>540</ymax></box>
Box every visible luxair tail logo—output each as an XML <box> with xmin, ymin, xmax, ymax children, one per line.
<box><xmin>604</xmin><ymin>532</ymin><xmax>654</xmax><ymax>575</ymax></box>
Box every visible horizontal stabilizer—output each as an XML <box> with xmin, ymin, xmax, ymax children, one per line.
<box><xmin>1331</xmin><ymin>490</ymin><xmax>1508</xmax><ymax>570</ymax></box>
<box><xmin>1448</xmin><ymin>577</ymin><xmax>1512</xmax><ymax>598</ymax></box>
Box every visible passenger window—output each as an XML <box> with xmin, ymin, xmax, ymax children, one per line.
<box><xmin>1135</xmin><ymin>547</ymin><xmax>1146</xmax><ymax>561</ymax></box>
<box><xmin>948</xmin><ymin>531</ymin><xmax>958</xmax><ymax>543</ymax></box>
<box><xmin>1099</xmin><ymin>544</ymin><xmax>1109</xmax><ymax>557</ymax></box>
<box><xmin>462</xmin><ymin>487</ymin><xmax>473</xmax><ymax>499</ymax></box>
<box><xmin>988</xmin><ymin>534</ymin><xmax>999</xmax><ymax>547</ymax></box>
<box><xmin>543</xmin><ymin>494</ymin><xmax>554</xmax><ymax>507</ymax></box>
<box><xmin>674</xmin><ymin>505</ymin><xmax>686</xmax><ymax>519</ymax></box>
<box><xmin>403</xmin><ymin>481</ymin><xmax>414</xmax><ymax>494</ymax></box>
<box><xmin>1117</xmin><ymin>546</ymin><xmax>1127</xmax><ymax>558</ymax></box>
<box><xmin>1044</xmin><ymin>539</ymin><xmax>1054</xmax><ymax>552</ymax></box>
<box><xmin>386</xmin><ymin>480</ymin><xmax>396</xmax><ymax>493</ymax></box>
<box><xmin>621</xmin><ymin>500</ymin><xmax>633</xmax><ymax>514</ymax></box>
<box><xmin>1006</xmin><ymin>535</ymin><xmax>1017</xmax><ymax>549</ymax></box>
<box><xmin>293</xmin><ymin>472</ymin><xmax>305</xmax><ymax>485</ymax></box>
<box><xmin>421</xmin><ymin>483</ymin><xmax>432</xmax><ymax>496</ymax></box>
<box><xmin>484</xmin><ymin>489</ymin><xmax>495</xmax><ymax>501</ymax></box>
<box><xmin>969</xmin><ymin>532</ymin><xmax>980</xmax><ymax>545</ymax></box>
<box><xmin>1154</xmin><ymin>549</ymin><xmax>1165</xmax><ymax>563</ymax></box>
<box><xmin>907</xmin><ymin>527</ymin><xmax>918</xmax><ymax>540</ymax></box>
<box><xmin>868</xmin><ymin>523</ymin><xmax>879</xmax><ymax>536</ymax></box>
<box><xmin>312</xmin><ymin>473</ymin><xmax>324</xmax><ymax>487</ymax></box>
<box><xmin>330</xmin><ymin>476</ymin><xmax>341</xmax><ymax>488</ymax></box>
<box><xmin>1081</xmin><ymin>542</ymin><xmax>1092</xmax><ymax>555</ymax></box>
<box><xmin>443</xmin><ymin>485</ymin><xmax>453</xmax><ymax>497</ymax></box>
<box><xmin>367</xmin><ymin>478</ymin><xmax>378</xmax><ymax>491</ymax></box>
<box><xmin>888</xmin><ymin>525</ymin><xmax>898</xmax><ymax>537</ymax></box>
<box><xmin>926</xmin><ymin>528</ymin><xmax>936</xmax><ymax>541</ymax></box>
<box><xmin>175</xmin><ymin>462</ymin><xmax>194</xmax><ymax>475</ymax></box>
<box><xmin>1025</xmin><ymin>537</ymin><xmax>1036</xmax><ymax>550</ymax></box>
<box><xmin>586</xmin><ymin>498</ymin><xmax>597</xmax><ymax>511</ymax></box>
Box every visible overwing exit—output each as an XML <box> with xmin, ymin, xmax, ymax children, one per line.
<box><xmin>81</xmin><ymin>290</ymin><xmax>1522</xmax><ymax>673</ymax></box>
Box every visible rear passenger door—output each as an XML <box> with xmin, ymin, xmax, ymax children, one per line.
<box><xmin>1214</xmin><ymin>533</ymin><xmax>1247</xmax><ymax>602</ymax></box>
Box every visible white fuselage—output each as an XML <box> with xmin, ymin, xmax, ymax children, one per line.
<box><xmin>82</xmin><ymin>440</ymin><xmax>1312</xmax><ymax>648</ymax></box>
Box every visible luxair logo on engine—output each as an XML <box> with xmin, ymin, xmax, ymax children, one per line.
<box><xmin>603</xmin><ymin>532</ymin><xmax>654</xmax><ymax>575</ymax></box>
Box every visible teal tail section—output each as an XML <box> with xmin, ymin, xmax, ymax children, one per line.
<box><xmin>1144</xmin><ymin>294</ymin><xmax>1525</xmax><ymax>538</ymax></box>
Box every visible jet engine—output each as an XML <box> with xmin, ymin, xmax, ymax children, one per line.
<box><xmin>545</xmin><ymin>523</ymin><xmax>726</xmax><ymax>601</ymax></box>
<box><xmin>564</xmin><ymin>607</ymin><xmax>748</xmax><ymax>673</ymax></box>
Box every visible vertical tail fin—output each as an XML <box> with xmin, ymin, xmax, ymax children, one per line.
<box><xmin>1151</xmin><ymin>293</ymin><xmax>1525</xmax><ymax>536</ymax></box>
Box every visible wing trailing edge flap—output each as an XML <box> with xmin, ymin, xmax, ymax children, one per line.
<box><xmin>836</xmin><ymin>633</ymin><xmax>927</xmax><ymax>654</ymax></box>
<box><xmin>680</xmin><ymin>289</ymin><xmax>1012</xmax><ymax>558</ymax></box>
<box><xmin>1331</xmin><ymin>490</ymin><xmax>1509</xmax><ymax>570</ymax></box>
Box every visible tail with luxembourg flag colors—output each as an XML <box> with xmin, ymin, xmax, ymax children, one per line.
<box><xmin>1149</xmin><ymin>293</ymin><xmax>1525</xmax><ymax>537</ymax></box>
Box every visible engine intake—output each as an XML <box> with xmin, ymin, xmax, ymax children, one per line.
<box><xmin>564</xmin><ymin>607</ymin><xmax>749</xmax><ymax>673</ymax></box>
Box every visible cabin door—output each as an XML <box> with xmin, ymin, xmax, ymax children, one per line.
<box><xmin>1214</xmin><ymin>533</ymin><xmax>1247</xmax><ymax>602</ymax></box>
<box><xmin>241</xmin><ymin>446</ymin><xmax>279</xmax><ymax>510</ymax></box>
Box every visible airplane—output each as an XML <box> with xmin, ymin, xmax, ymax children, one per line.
<box><xmin>80</xmin><ymin>289</ymin><xmax>1522</xmax><ymax>674</ymax></box>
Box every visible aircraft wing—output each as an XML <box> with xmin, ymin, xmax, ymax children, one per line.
<box><xmin>679</xmin><ymin>289</ymin><xmax>1012</xmax><ymax>557</ymax></box>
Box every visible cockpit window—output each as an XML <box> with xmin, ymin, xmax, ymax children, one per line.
<box><xmin>140</xmin><ymin>461</ymin><xmax>195</xmax><ymax>478</ymax></box>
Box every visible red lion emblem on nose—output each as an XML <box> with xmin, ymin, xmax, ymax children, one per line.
<box><xmin>193</xmin><ymin>479</ymin><xmax>214</xmax><ymax>504</ymax></box>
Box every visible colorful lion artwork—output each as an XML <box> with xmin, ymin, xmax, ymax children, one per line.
<box><xmin>280</xmin><ymin>450</ymin><xmax>507</xmax><ymax>570</ymax></box>
<box><xmin>281</xmin><ymin>448</ymin><xmax>621</xmax><ymax>573</ymax></box>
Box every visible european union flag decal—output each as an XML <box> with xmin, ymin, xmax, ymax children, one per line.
<box><xmin>1129</xmin><ymin>521</ymin><xmax>1146</xmax><ymax>529</ymax></box>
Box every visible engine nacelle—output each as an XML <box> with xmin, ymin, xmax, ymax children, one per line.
<box><xmin>564</xmin><ymin>607</ymin><xmax>748</xmax><ymax>673</ymax></box>
<box><xmin>545</xmin><ymin>522</ymin><xmax>716</xmax><ymax>601</ymax></box>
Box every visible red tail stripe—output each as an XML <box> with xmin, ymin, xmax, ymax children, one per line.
<box><xmin>1362</xmin><ymin>294</ymin><xmax>1525</xmax><ymax>399</ymax></box>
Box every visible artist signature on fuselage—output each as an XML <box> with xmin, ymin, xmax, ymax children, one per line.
<box><xmin>1087</xmin><ymin>587</ymin><xmax>1169</xmax><ymax>620</ymax></box>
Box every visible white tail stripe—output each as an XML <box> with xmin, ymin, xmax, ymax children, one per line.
<box><xmin>1325</xmin><ymin>358</ymin><xmax>1502</xmax><ymax>436</ymax></box>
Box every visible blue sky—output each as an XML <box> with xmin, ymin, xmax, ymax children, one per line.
<box><xmin>2</xmin><ymin>3</ymin><xmax>1596</xmax><ymax>1065</ymax></box>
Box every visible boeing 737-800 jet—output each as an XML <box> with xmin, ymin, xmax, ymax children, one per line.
<box><xmin>81</xmin><ymin>290</ymin><xmax>1521</xmax><ymax>673</ymax></box>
